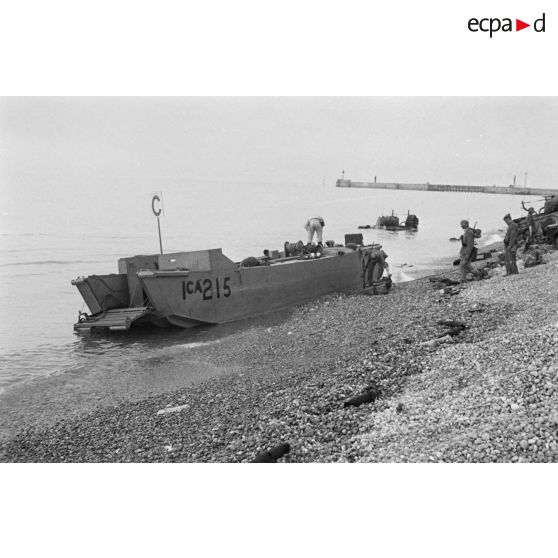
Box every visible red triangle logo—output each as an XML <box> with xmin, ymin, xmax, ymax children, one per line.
<box><xmin>516</xmin><ymin>19</ymin><xmax>530</xmax><ymax>31</ymax></box>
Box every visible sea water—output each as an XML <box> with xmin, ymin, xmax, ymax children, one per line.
<box><xmin>0</xmin><ymin>179</ymin><xmax>541</xmax><ymax>393</ymax></box>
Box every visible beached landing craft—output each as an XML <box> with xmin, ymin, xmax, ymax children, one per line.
<box><xmin>72</xmin><ymin>242</ymin><xmax>390</xmax><ymax>332</ymax></box>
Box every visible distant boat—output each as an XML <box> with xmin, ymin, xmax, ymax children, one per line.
<box><xmin>373</xmin><ymin>211</ymin><xmax>419</xmax><ymax>231</ymax></box>
<box><xmin>72</xmin><ymin>242</ymin><xmax>390</xmax><ymax>332</ymax></box>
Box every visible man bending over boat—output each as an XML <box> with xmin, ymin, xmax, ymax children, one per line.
<box><xmin>304</xmin><ymin>216</ymin><xmax>325</xmax><ymax>245</ymax></box>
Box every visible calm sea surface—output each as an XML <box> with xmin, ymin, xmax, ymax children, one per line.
<box><xmin>0</xmin><ymin>180</ymin><xmax>543</xmax><ymax>393</ymax></box>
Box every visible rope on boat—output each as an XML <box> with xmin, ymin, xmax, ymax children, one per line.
<box><xmin>128</xmin><ymin>281</ymin><xmax>140</xmax><ymax>309</ymax></box>
<box><xmin>284</xmin><ymin>241</ymin><xmax>324</xmax><ymax>258</ymax></box>
<box><xmin>284</xmin><ymin>240</ymin><xmax>305</xmax><ymax>257</ymax></box>
<box><xmin>78</xmin><ymin>301</ymin><xmax>89</xmax><ymax>322</ymax></box>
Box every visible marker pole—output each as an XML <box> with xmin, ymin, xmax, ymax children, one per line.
<box><xmin>157</xmin><ymin>217</ymin><xmax>163</xmax><ymax>254</ymax></box>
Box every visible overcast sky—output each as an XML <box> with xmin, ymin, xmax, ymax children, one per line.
<box><xmin>2</xmin><ymin>97</ymin><xmax>557</xmax><ymax>199</ymax></box>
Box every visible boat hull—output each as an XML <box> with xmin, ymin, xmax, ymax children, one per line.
<box><xmin>137</xmin><ymin>246</ymin><xmax>384</xmax><ymax>327</ymax></box>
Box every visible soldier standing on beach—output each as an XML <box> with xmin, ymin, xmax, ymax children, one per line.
<box><xmin>524</xmin><ymin>207</ymin><xmax>537</xmax><ymax>250</ymax></box>
<box><xmin>503</xmin><ymin>213</ymin><xmax>519</xmax><ymax>275</ymax></box>
<box><xmin>458</xmin><ymin>219</ymin><xmax>481</xmax><ymax>283</ymax></box>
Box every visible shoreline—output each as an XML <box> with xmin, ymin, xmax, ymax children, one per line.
<box><xmin>2</xmin><ymin>242</ymin><xmax>557</xmax><ymax>462</ymax></box>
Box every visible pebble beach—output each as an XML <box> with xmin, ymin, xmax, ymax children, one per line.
<box><xmin>1</xmin><ymin>243</ymin><xmax>557</xmax><ymax>463</ymax></box>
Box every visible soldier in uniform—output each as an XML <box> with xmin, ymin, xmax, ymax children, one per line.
<box><xmin>524</xmin><ymin>207</ymin><xmax>537</xmax><ymax>250</ymax></box>
<box><xmin>304</xmin><ymin>216</ymin><xmax>325</xmax><ymax>245</ymax></box>
<box><xmin>458</xmin><ymin>219</ymin><xmax>481</xmax><ymax>283</ymax></box>
<box><xmin>503</xmin><ymin>213</ymin><xmax>519</xmax><ymax>275</ymax></box>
